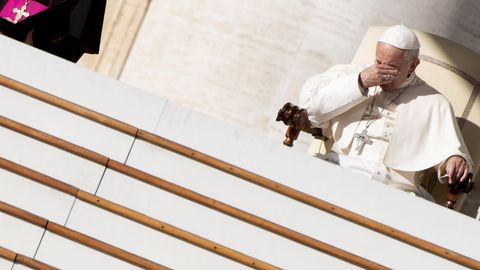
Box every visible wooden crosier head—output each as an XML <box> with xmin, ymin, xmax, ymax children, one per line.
<box><xmin>276</xmin><ymin>102</ymin><xmax>325</xmax><ymax>147</ymax></box>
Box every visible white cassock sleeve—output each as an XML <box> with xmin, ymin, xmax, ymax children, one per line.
<box><xmin>299</xmin><ymin>64</ymin><xmax>372</xmax><ymax>128</ymax></box>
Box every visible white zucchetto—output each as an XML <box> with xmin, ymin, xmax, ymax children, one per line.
<box><xmin>378</xmin><ymin>25</ymin><xmax>420</xmax><ymax>50</ymax></box>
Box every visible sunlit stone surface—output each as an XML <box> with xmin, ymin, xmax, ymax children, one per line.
<box><xmin>117</xmin><ymin>0</ymin><xmax>479</xmax><ymax>142</ymax></box>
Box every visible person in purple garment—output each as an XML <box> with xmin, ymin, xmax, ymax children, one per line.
<box><xmin>0</xmin><ymin>0</ymin><xmax>49</xmax><ymax>24</ymax></box>
<box><xmin>0</xmin><ymin>0</ymin><xmax>106</xmax><ymax>62</ymax></box>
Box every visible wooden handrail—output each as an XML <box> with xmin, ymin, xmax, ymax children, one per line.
<box><xmin>138</xmin><ymin>129</ymin><xmax>480</xmax><ymax>270</ymax></box>
<box><xmin>0</xmin><ymin>200</ymin><xmax>48</xmax><ymax>228</ymax></box>
<box><xmin>107</xmin><ymin>160</ymin><xmax>388</xmax><ymax>270</ymax></box>
<box><xmin>0</xmin><ymin>75</ymin><xmax>138</xmax><ymax>137</ymax></box>
<box><xmin>1</xmin><ymin>74</ymin><xmax>479</xmax><ymax>269</ymax></box>
<box><xmin>0</xmin><ymin>158</ymin><xmax>279</xmax><ymax>270</ymax></box>
<box><xmin>77</xmin><ymin>191</ymin><xmax>279</xmax><ymax>270</ymax></box>
<box><xmin>46</xmin><ymin>222</ymin><xmax>169</xmax><ymax>270</ymax></box>
<box><xmin>0</xmin><ymin>246</ymin><xmax>17</xmax><ymax>261</ymax></box>
<box><xmin>0</xmin><ymin>116</ymin><xmax>109</xmax><ymax>166</ymax></box>
<box><xmin>0</xmin><ymin>200</ymin><xmax>169</xmax><ymax>270</ymax></box>
<box><xmin>0</xmin><ymin>157</ymin><xmax>78</xmax><ymax>196</ymax></box>
<box><xmin>0</xmin><ymin>114</ymin><xmax>387</xmax><ymax>269</ymax></box>
<box><xmin>0</xmin><ymin>154</ymin><xmax>377</xmax><ymax>269</ymax></box>
<box><xmin>16</xmin><ymin>254</ymin><xmax>59</xmax><ymax>270</ymax></box>
<box><xmin>0</xmin><ymin>245</ymin><xmax>59</xmax><ymax>270</ymax></box>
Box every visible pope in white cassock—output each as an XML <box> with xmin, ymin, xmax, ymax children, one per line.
<box><xmin>299</xmin><ymin>25</ymin><xmax>473</xmax><ymax>201</ymax></box>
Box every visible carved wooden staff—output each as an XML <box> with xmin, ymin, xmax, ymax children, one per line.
<box><xmin>444</xmin><ymin>174</ymin><xmax>474</xmax><ymax>209</ymax></box>
<box><xmin>276</xmin><ymin>102</ymin><xmax>326</xmax><ymax>146</ymax></box>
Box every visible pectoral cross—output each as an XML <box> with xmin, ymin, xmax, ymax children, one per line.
<box><xmin>353</xmin><ymin>129</ymin><xmax>373</xmax><ymax>155</ymax></box>
<box><xmin>12</xmin><ymin>2</ymin><xmax>30</xmax><ymax>24</ymax></box>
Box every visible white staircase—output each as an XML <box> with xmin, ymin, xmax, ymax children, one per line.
<box><xmin>0</xmin><ymin>35</ymin><xmax>479</xmax><ymax>270</ymax></box>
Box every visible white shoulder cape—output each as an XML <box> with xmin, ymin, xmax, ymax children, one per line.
<box><xmin>384</xmin><ymin>77</ymin><xmax>472</xmax><ymax>171</ymax></box>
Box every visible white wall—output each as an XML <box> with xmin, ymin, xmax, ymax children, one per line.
<box><xmin>119</xmin><ymin>0</ymin><xmax>480</xmax><ymax>145</ymax></box>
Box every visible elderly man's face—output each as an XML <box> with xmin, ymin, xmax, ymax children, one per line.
<box><xmin>375</xmin><ymin>42</ymin><xmax>419</xmax><ymax>91</ymax></box>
